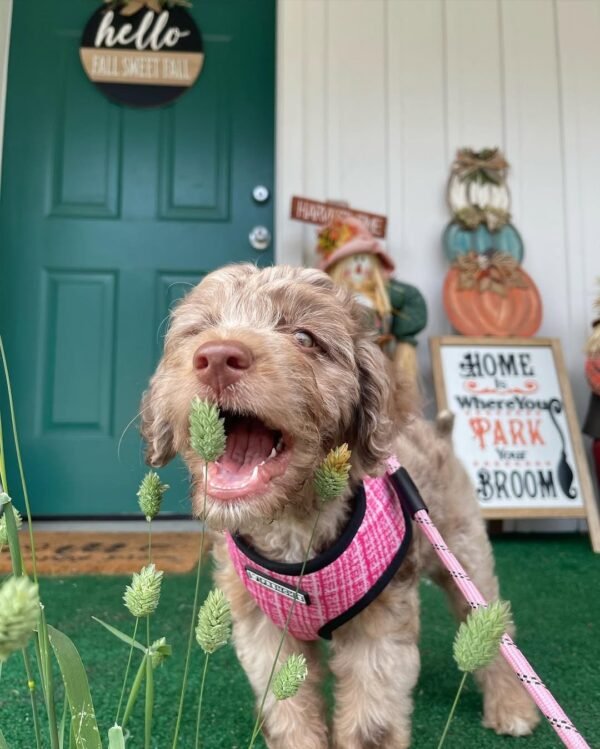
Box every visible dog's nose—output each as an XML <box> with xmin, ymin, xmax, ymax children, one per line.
<box><xmin>193</xmin><ymin>340</ymin><xmax>254</xmax><ymax>393</ymax></box>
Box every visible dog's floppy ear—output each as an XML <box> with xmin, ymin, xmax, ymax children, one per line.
<box><xmin>352</xmin><ymin>336</ymin><xmax>394</xmax><ymax>473</ymax></box>
<box><xmin>140</xmin><ymin>361</ymin><xmax>176</xmax><ymax>468</ymax></box>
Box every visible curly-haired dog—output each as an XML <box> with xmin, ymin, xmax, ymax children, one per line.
<box><xmin>141</xmin><ymin>264</ymin><xmax>538</xmax><ymax>749</ymax></box>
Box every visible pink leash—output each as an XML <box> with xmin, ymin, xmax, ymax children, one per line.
<box><xmin>387</xmin><ymin>462</ymin><xmax>591</xmax><ymax>749</ymax></box>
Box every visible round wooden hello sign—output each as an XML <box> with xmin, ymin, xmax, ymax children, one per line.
<box><xmin>80</xmin><ymin>2</ymin><xmax>204</xmax><ymax>108</ymax></box>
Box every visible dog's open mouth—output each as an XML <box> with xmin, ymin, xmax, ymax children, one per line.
<box><xmin>206</xmin><ymin>411</ymin><xmax>291</xmax><ymax>500</ymax></box>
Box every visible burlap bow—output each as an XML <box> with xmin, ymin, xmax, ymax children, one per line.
<box><xmin>455</xmin><ymin>251</ymin><xmax>528</xmax><ymax>296</ymax></box>
<box><xmin>452</xmin><ymin>148</ymin><xmax>509</xmax><ymax>185</ymax></box>
<box><xmin>455</xmin><ymin>205</ymin><xmax>510</xmax><ymax>231</ymax></box>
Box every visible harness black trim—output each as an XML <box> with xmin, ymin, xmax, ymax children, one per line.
<box><xmin>230</xmin><ymin>484</ymin><xmax>367</xmax><ymax>576</ymax></box>
<box><xmin>318</xmin><ymin>495</ymin><xmax>412</xmax><ymax>640</ymax></box>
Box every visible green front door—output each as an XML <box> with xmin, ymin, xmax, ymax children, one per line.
<box><xmin>0</xmin><ymin>0</ymin><xmax>275</xmax><ymax>515</ymax></box>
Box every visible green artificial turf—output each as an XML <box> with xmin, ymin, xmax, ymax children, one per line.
<box><xmin>1</xmin><ymin>535</ymin><xmax>599</xmax><ymax>748</ymax></box>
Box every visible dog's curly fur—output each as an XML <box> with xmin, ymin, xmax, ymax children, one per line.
<box><xmin>141</xmin><ymin>263</ymin><xmax>539</xmax><ymax>748</ymax></box>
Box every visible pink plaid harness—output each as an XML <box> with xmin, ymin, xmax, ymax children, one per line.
<box><xmin>227</xmin><ymin>458</ymin><xmax>590</xmax><ymax>747</ymax></box>
<box><xmin>225</xmin><ymin>464</ymin><xmax>411</xmax><ymax>641</ymax></box>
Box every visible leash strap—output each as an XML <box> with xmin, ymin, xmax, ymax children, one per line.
<box><xmin>387</xmin><ymin>463</ymin><xmax>590</xmax><ymax>749</ymax></box>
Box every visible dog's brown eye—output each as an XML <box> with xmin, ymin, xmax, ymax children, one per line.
<box><xmin>294</xmin><ymin>330</ymin><xmax>316</xmax><ymax>348</ymax></box>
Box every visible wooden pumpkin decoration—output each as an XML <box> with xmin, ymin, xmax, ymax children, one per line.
<box><xmin>443</xmin><ymin>251</ymin><xmax>542</xmax><ymax>337</ymax></box>
<box><xmin>447</xmin><ymin>148</ymin><xmax>510</xmax><ymax>230</ymax></box>
<box><xmin>443</xmin><ymin>221</ymin><xmax>524</xmax><ymax>263</ymax></box>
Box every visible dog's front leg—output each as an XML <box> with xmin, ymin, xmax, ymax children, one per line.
<box><xmin>330</xmin><ymin>582</ymin><xmax>420</xmax><ymax>749</ymax></box>
<box><xmin>233</xmin><ymin>606</ymin><xmax>328</xmax><ymax>749</ymax></box>
<box><xmin>213</xmin><ymin>541</ymin><xmax>328</xmax><ymax>748</ymax></box>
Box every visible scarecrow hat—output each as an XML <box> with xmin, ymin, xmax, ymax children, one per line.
<box><xmin>316</xmin><ymin>216</ymin><xmax>395</xmax><ymax>273</ymax></box>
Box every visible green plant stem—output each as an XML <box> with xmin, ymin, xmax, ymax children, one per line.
<box><xmin>171</xmin><ymin>465</ymin><xmax>209</xmax><ymax>749</ymax></box>
<box><xmin>0</xmin><ymin>408</ymin><xmax>9</xmax><ymax>498</ymax></box>
<box><xmin>0</xmin><ymin>336</ymin><xmax>38</xmax><ymax>582</ymax></box>
<box><xmin>145</xmin><ymin>618</ymin><xmax>153</xmax><ymax>749</ymax></box>
<box><xmin>247</xmin><ymin>507</ymin><xmax>323</xmax><ymax>749</ymax></box>
<box><xmin>115</xmin><ymin>618</ymin><xmax>140</xmax><ymax>724</ymax></box>
<box><xmin>436</xmin><ymin>671</ymin><xmax>468</xmax><ymax>749</ymax></box>
<box><xmin>122</xmin><ymin>654</ymin><xmax>147</xmax><ymax>729</ymax></box>
<box><xmin>39</xmin><ymin>606</ymin><xmax>60</xmax><ymax>749</ymax></box>
<box><xmin>148</xmin><ymin>521</ymin><xmax>152</xmax><ymax>563</ymax></box>
<box><xmin>194</xmin><ymin>653</ymin><xmax>210</xmax><ymax>749</ymax></box>
<box><xmin>32</xmin><ymin>635</ymin><xmax>48</xmax><ymax>705</ymax></box>
<box><xmin>21</xmin><ymin>648</ymin><xmax>43</xmax><ymax>749</ymax></box>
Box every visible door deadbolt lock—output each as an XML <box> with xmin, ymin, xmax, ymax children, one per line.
<box><xmin>249</xmin><ymin>225</ymin><xmax>271</xmax><ymax>251</ymax></box>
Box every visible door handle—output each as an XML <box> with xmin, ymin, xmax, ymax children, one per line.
<box><xmin>249</xmin><ymin>225</ymin><xmax>271</xmax><ymax>251</ymax></box>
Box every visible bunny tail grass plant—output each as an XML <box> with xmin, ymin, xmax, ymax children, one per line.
<box><xmin>137</xmin><ymin>470</ymin><xmax>169</xmax><ymax>562</ymax></box>
<box><xmin>194</xmin><ymin>588</ymin><xmax>232</xmax><ymax>748</ymax></box>
<box><xmin>250</xmin><ymin>653</ymin><xmax>309</xmax><ymax>742</ymax></box>
<box><xmin>247</xmin><ymin>445</ymin><xmax>352</xmax><ymax>749</ymax></box>
<box><xmin>115</xmin><ymin>471</ymin><xmax>168</xmax><ymax>733</ymax></box>
<box><xmin>436</xmin><ymin>600</ymin><xmax>512</xmax><ymax>749</ymax></box>
<box><xmin>122</xmin><ymin>563</ymin><xmax>163</xmax><ymax>749</ymax></box>
<box><xmin>0</xmin><ymin>337</ymin><xmax>54</xmax><ymax>749</ymax></box>
<box><xmin>172</xmin><ymin>398</ymin><xmax>226</xmax><ymax>748</ymax></box>
<box><xmin>115</xmin><ymin>562</ymin><xmax>163</xmax><ymax>726</ymax></box>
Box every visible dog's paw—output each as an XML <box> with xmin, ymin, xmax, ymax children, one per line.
<box><xmin>482</xmin><ymin>693</ymin><xmax>540</xmax><ymax>737</ymax></box>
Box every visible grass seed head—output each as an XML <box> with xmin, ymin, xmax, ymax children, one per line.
<box><xmin>195</xmin><ymin>588</ymin><xmax>232</xmax><ymax>654</ymax></box>
<box><xmin>189</xmin><ymin>398</ymin><xmax>227</xmax><ymax>463</ymax></box>
<box><xmin>123</xmin><ymin>564</ymin><xmax>164</xmax><ymax>618</ymax></box>
<box><xmin>0</xmin><ymin>501</ymin><xmax>22</xmax><ymax>547</ymax></box>
<box><xmin>137</xmin><ymin>471</ymin><xmax>169</xmax><ymax>521</ymax></box>
<box><xmin>313</xmin><ymin>444</ymin><xmax>352</xmax><ymax>502</ymax></box>
<box><xmin>0</xmin><ymin>576</ymin><xmax>40</xmax><ymax>663</ymax></box>
<box><xmin>453</xmin><ymin>600</ymin><xmax>512</xmax><ymax>673</ymax></box>
<box><xmin>271</xmin><ymin>653</ymin><xmax>308</xmax><ymax>700</ymax></box>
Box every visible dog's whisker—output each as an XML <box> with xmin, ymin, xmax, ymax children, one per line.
<box><xmin>117</xmin><ymin>407</ymin><xmax>148</xmax><ymax>461</ymax></box>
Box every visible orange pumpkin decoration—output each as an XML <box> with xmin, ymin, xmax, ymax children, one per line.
<box><xmin>585</xmin><ymin>356</ymin><xmax>600</xmax><ymax>395</ymax></box>
<box><xmin>443</xmin><ymin>251</ymin><xmax>542</xmax><ymax>337</ymax></box>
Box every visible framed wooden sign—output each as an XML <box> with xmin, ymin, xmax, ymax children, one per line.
<box><xmin>430</xmin><ymin>336</ymin><xmax>600</xmax><ymax>551</ymax></box>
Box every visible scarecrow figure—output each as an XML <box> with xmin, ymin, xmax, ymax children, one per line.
<box><xmin>315</xmin><ymin>215</ymin><xmax>427</xmax><ymax>382</ymax></box>
<box><xmin>583</xmin><ymin>296</ymin><xmax>600</xmax><ymax>488</ymax></box>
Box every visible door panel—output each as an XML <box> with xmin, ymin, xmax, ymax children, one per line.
<box><xmin>0</xmin><ymin>0</ymin><xmax>275</xmax><ymax>515</ymax></box>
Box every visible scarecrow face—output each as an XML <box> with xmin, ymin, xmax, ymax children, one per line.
<box><xmin>342</xmin><ymin>253</ymin><xmax>378</xmax><ymax>285</ymax></box>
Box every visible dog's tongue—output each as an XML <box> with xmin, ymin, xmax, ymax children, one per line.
<box><xmin>221</xmin><ymin>417</ymin><xmax>274</xmax><ymax>472</ymax></box>
<box><xmin>206</xmin><ymin>416</ymin><xmax>283</xmax><ymax>500</ymax></box>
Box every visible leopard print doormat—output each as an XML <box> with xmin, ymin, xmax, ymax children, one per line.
<box><xmin>0</xmin><ymin>532</ymin><xmax>210</xmax><ymax>575</ymax></box>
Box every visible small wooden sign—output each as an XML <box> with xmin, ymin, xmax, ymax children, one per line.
<box><xmin>80</xmin><ymin>3</ymin><xmax>204</xmax><ymax>108</ymax></box>
<box><xmin>430</xmin><ymin>336</ymin><xmax>600</xmax><ymax>551</ymax></box>
<box><xmin>290</xmin><ymin>196</ymin><xmax>387</xmax><ymax>238</ymax></box>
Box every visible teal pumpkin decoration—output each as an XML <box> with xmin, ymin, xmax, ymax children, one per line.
<box><xmin>443</xmin><ymin>221</ymin><xmax>524</xmax><ymax>262</ymax></box>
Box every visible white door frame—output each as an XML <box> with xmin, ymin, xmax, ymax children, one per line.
<box><xmin>0</xmin><ymin>0</ymin><xmax>12</xmax><ymax>195</ymax></box>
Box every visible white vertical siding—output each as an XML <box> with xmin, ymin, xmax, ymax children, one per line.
<box><xmin>276</xmin><ymin>0</ymin><xmax>600</xmax><ymax>420</ymax></box>
<box><xmin>276</xmin><ymin>0</ymin><xmax>600</xmax><ymax>530</ymax></box>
